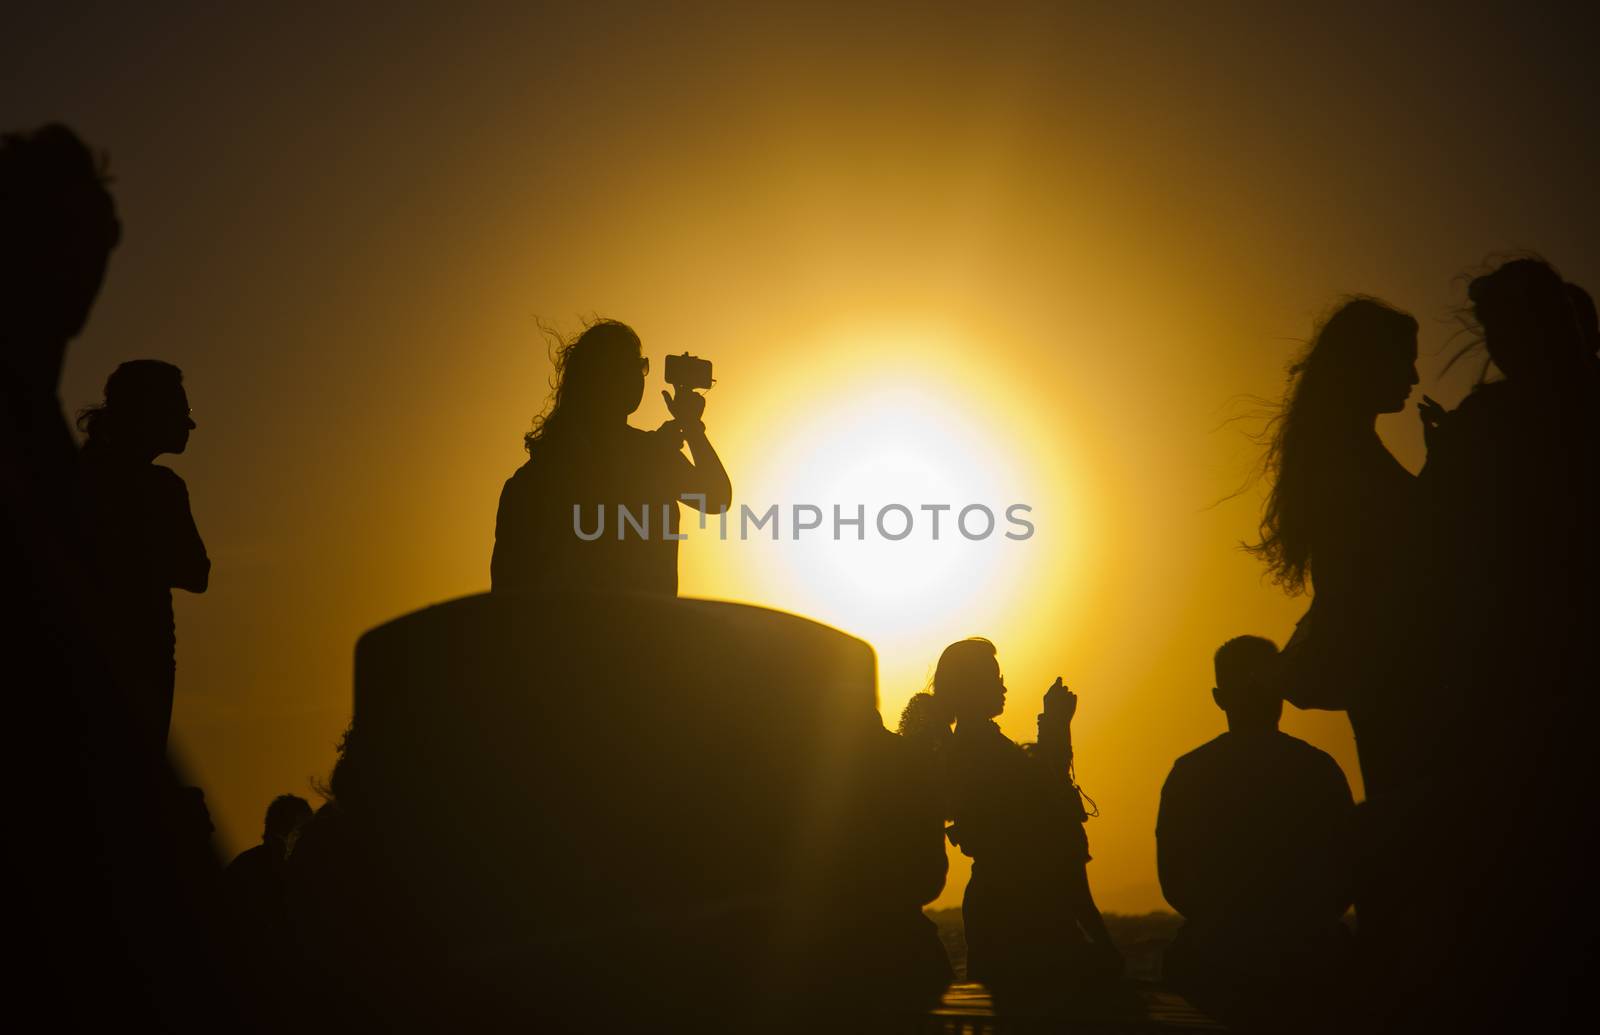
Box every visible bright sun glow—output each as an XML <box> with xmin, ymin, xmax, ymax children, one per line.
<box><xmin>766</xmin><ymin>386</ymin><xmax>1029</xmax><ymax>631</ymax></box>
<box><xmin>685</xmin><ymin>323</ymin><xmax>1090</xmax><ymax>705</ymax></box>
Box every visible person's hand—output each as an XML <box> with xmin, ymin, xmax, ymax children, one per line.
<box><xmin>662</xmin><ymin>387</ymin><xmax>706</xmax><ymax>428</ymax></box>
<box><xmin>1043</xmin><ymin>676</ymin><xmax>1077</xmax><ymax>721</ymax></box>
<box><xmin>1418</xmin><ymin>394</ymin><xmax>1447</xmax><ymax>449</ymax></box>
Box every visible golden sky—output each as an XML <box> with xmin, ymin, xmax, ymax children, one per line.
<box><xmin>7</xmin><ymin>2</ymin><xmax>1597</xmax><ymax>912</ymax></box>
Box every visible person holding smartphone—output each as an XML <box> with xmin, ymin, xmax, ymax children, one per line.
<box><xmin>897</xmin><ymin>638</ymin><xmax>1121</xmax><ymax>1017</ymax></box>
<box><xmin>491</xmin><ymin>318</ymin><xmax>731</xmax><ymax>596</ymax></box>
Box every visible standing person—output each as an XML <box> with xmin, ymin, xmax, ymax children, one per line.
<box><xmin>1411</xmin><ymin>257</ymin><xmax>1598</xmax><ymax>1031</ymax></box>
<box><xmin>1</xmin><ymin>123</ymin><xmax>245</xmax><ymax>1032</ymax></box>
<box><xmin>491</xmin><ymin>319</ymin><xmax>731</xmax><ymax>596</ymax></box>
<box><xmin>77</xmin><ymin>359</ymin><xmax>209</xmax><ymax>757</ymax></box>
<box><xmin>898</xmin><ymin>638</ymin><xmax>1121</xmax><ymax>1016</ymax></box>
<box><xmin>1157</xmin><ymin>636</ymin><xmax>1355</xmax><ymax>1032</ymax></box>
<box><xmin>225</xmin><ymin>793</ymin><xmax>314</xmax><ymax>931</ymax></box>
<box><xmin>1248</xmin><ymin>297</ymin><xmax>1426</xmax><ymax>797</ymax></box>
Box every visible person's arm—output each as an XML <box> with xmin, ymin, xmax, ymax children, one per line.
<box><xmin>661</xmin><ymin>389</ymin><xmax>731</xmax><ymax>514</ymax></box>
<box><xmin>1035</xmin><ymin>677</ymin><xmax>1076</xmax><ymax>775</ymax></box>
<box><xmin>1155</xmin><ymin>766</ymin><xmax>1201</xmax><ymax>919</ymax></box>
<box><xmin>154</xmin><ymin>469</ymin><xmax>209</xmax><ymax>593</ymax></box>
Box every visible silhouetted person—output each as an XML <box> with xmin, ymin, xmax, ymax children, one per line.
<box><xmin>1411</xmin><ymin>256</ymin><xmax>1599</xmax><ymax>1031</ymax></box>
<box><xmin>1</xmin><ymin>124</ymin><xmax>247</xmax><ymax>1031</ymax></box>
<box><xmin>78</xmin><ymin>359</ymin><xmax>209</xmax><ymax>757</ymax></box>
<box><xmin>899</xmin><ymin>638</ymin><xmax>1120</xmax><ymax>1016</ymax></box>
<box><xmin>1157</xmin><ymin>635</ymin><xmax>1354</xmax><ymax>1032</ymax></box>
<box><xmin>491</xmin><ymin>319</ymin><xmax>731</xmax><ymax>595</ymax></box>
<box><xmin>1249</xmin><ymin>296</ymin><xmax>1427</xmax><ymax>797</ymax></box>
<box><xmin>226</xmin><ymin>793</ymin><xmax>313</xmax><ymax>936</ymax></box>
<box><xmin>224</xmin><ymin>794</ymin><xmax>313</xmax><ymax>1015</ymax></box>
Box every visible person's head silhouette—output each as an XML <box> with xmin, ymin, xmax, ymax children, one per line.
<box><xmin>1292</xmin><ymin>297</ymin><xmax>1420</xmax><ymax>420</ymax></box>
<box><xmin>1211</xmin><ymin>635</ymin><xmax>1281</xmax><ymax>733</ymax></box>
<box><xmin>932</xmin><ymin>637</ymin><xmax>1005</xmax><ymax>726</ymax></box>
<box><xmin>263</xmin><ymin>794</ymin><xmax>313</xmax><ymax>857</ymax></box>
<box><xmin>77</xmin><ymin>360</ymin><xmax>194</xmax><ymax>459</ymax></box>
<box><xmin>0</xmin><ymin>124</ymin><xmax>121</xmax><ymax>351</ymax></box>
<box><xmin>1251</xmin><ymin>297</ymin><xmax>1419</xmax><ymax>592</ymax></box>
<box><xmin>1467</xmin><ymin>258</ymin><xmax>1584</xmax><ymax>383</ymax></box>
<box><xmin>524</xmin><ymin>319</ymin><xmax>648</xmax><ymax>452</ymax></box>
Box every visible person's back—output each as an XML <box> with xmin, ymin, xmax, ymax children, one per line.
<box><xmin>1159</xmin><ymin>731</ymin><xmax>1353</xmax><ymax>953</ymax></box>
<box><xmin>494</xmin><ymin>423</ymin><xmax>687</xmax><ymax>595</ymax></box>
<box><xmin>1157</xmin><ymin>636</ymin><xmax>1353</xmax><ymax>1031</ymax></box>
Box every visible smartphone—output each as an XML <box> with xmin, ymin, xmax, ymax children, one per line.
<box><xmin>664</xmin><ymin>352</ymin><xmax>714</xmax><ymax>390</ymax></box>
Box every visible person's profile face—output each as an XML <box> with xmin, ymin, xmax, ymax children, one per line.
<box><xmin>589</xmin><ymin>348</ymin><xmax>647</xmax><ymax>418</ymax></box>
<box><xmin>959</xmin><ymin>655</ymin><xmax>1006</xmax><ymax>721</ymax></box>
<box><xmin>151</xmin><ymin>385</ymin><xmax>194</xmax><ymax>455</ymax></box>
<box><xmin>1370</xmin><ymin>333</ymin><xmax>1419</xmax><ymax>415</ymax></box>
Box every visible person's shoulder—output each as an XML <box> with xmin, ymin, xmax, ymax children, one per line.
<box><xmin>1172</xmin><ymin>732</ymin><xmax>1230</xmax><ymax>768</ymax></box>
<box><xmin>1273</xmin><ymin>732</ymin><xmax>1350</xmax><ymax>778</ymax></box>
<box><xmin>1273</xmin><ymin>730</ymin><xmax>1332</xmax><ymax>759</ymax></box>
<box><xmin>147</xmin><ymin>464</ymin><xmax>190</xmax><ymax>495</ymax></box>
<box><xmin>501</xmin><ymin>456</ymin><xmax>544</xmax><ymax>491</ymax></box>
<box><xmin>225</xmin><ymin>842</ymin><xmax>268</xmax><ymax>873</ymax></box>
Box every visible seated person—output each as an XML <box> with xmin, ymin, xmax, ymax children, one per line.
<box><xmin>1156</xmin><ymin>635</ymin><xmax>1355</xmax><ymax>1031</ymax></box>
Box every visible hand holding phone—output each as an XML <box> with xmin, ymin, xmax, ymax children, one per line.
<box><xmin>1043</xmin><ymin>676</ymin><xmax>1078</xmax><ymax>721</ymax></box>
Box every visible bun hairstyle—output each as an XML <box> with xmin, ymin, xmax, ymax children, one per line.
<box><xmin>76</xmin><ymin>359</ymin><xmax>184</xmax><ymax>446</ymax></box>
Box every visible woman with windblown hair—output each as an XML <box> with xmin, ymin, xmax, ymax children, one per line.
<box><xmin>1249</xmin><ymin>297</ymin><xmax>1428</xmax><ymax>798</ymax></box>
<box><xmin>491</xmin><ymin>319</ymin><xmax>730</xmax><ymax>596</ymax></box>
<box><xmin>898</xmin><ymin>638</ymin><xmax>1120</xmax><ymax>1016</ymax></box>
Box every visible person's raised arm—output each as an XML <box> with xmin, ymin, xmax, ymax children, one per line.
<box><xmin>662</xmin><ymin>388</ymin><xmax>731</xmax><ymax>514</ymax></box>
<box><xmin>1035</xmin><ymin>677</ymin><xmax>1076</xmax><ymax>775</ymax></box>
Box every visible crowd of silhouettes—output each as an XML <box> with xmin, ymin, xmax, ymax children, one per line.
<box><xmin>6</xmin><ymin>118</ymin><xmax>1597</xmax><ymax>1032</ymax></box>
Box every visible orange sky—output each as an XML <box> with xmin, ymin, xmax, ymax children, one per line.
<box><xmin>7</xmin><ymin>2</ymin><xmax>1597</xmax><ymax>912</ymax></box>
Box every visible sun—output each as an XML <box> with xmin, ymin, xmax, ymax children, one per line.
<box><xmin>771</xmin><ymin>387</ymin><xmax>1027</xmax><ymax>615</ymax></box>
<box><xmin>678</xmin><ymin>321</ymin><xmax>1096</xmax><ymax>714</ymax></box>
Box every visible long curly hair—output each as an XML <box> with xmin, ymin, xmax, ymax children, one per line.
<box><xmin>1247</xmin><ymin>297</ymin><xmax>1418</xmax><ymax>593</ymax></box>
<box><xmin>523</xmin><ymin>318</ymin><xmax>642</xmax><ymax>454</ymax></box>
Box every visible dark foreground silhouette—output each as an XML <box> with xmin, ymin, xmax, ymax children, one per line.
<box><xmin>287</xmin><ymin>591</ymin><xmax>950</xmax><ymax>1031</ymax></box>
<box><xmin>2</xmin><ymin>124</ymin><xmax>249</xmax><ymax>1031</ymax></box>
<box><xmin>1259</xmin><ymin>260</ymin><xmax>1600</xmax><ymax>1032</ymax></box>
